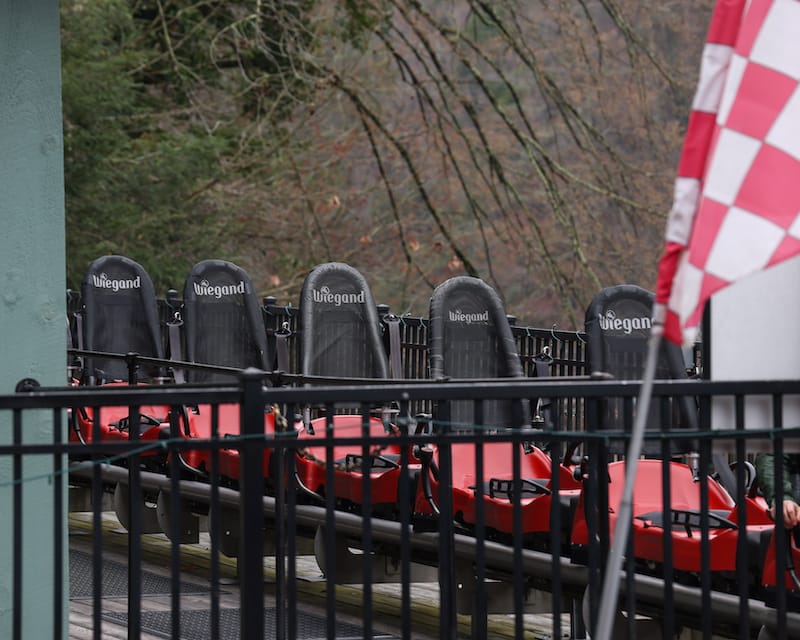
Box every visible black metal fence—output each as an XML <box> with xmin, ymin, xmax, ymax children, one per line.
<box><xmin>3</xmin><ymin>369</ymin><xmax>800</xmax><ymax>639</ymax></box>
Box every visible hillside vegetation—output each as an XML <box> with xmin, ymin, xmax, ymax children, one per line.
<box><xmin>62</xmin><ymin>0</ymin><xmax>713</xmax><ymax>328</ymax></box>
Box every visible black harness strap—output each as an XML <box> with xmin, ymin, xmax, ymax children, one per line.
<box><xmin>385</xmin><ymin>315</ymin><xmax>403</xmax><ymax>379</ymax></box>
<box><xmin>712</xmin><ymin>453</ymin><xmax>739</xmax><ymax>498</ymax></box>
<box><xmin>167</xmin><ymin>315</ymin><xmax>185</xmax><ymax>384</ymax></box>
<box><xmin>275</xmin><ymin>322</ymin><xmax>291</xmax><ymax>374</ymax></box>
<box><xmin>533</xmin><ymin>348</ymin><xmax>553</xmax><ymax>423</ymax></box>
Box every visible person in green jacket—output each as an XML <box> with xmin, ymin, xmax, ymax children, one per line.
<box><xmin>755</xmin><ymin>453</ymin><xmax>800</xmax><ymax>529</ymax></box>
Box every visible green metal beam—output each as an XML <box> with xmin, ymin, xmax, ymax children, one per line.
<box><xmin>0</xmin><ymin>0</ymin><xmax>66</xmax><ymax>637</ymax></box>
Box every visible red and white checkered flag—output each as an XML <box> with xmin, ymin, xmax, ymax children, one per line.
<box><xmin>655</xmin><ymin>0</ymin><xmax>800</xmax><ymax>345</ymax></box>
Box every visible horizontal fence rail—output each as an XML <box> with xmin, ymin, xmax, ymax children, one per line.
<box><xmin>2</xmin><ymin>372</ymin><xmax>800</xmax><ymax>639</ymax></box>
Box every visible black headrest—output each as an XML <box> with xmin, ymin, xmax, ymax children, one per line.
<box><xmin>182</xmin><ymin>259</ymin><xmax>270</xmax><ymax>382</ymax></box>
<box><xmin>80</xmin><ymin>255</ymin><xmax>163</xmax><ymax>381</ymax></box>
<box><xmin>428</xmin><ymin>276</ymin><xmax>527</xmax><ymax>430</ymax></box>
<box><xmin>299</xmin><ymin>262</ymin><xmax>388</xmax><ymax>379</ymax></box>
<box><xmin>428</xmin><ymin>276</ymin><xmax>523</xmax><ymax>380</ymax></box>
<box><xmin>584</xmin><ymin>284</ymin><xmax>697</xmax><ymax>453</ymax></box>
<box><xmin>584</xmin><ymin>284</ymin><xmax>686</xmax><ymax>381</ymax></box>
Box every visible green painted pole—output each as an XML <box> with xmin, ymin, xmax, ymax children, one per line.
<box><xmin>0</xmin><ymin>0</ymin><xmax>66</xmax><ymax>638</ymax></box>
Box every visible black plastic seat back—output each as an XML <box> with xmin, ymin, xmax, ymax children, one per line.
<box><xmin>80</xmin><ymin>255</ymin><xmax>163</xmax><ymax>382</ymax></box>
<box><xmin>584</xmin><ymin>284</ymin><xmax>696</xmax><ymax>454</ymax></box>
<box><xmin>428</xmin><ymin>276</ymin><xmax>528</xmax><ymax>430</ymax></box>
<box><xmin>182</xmin><ymin>260</ymin><xmax>270</xmax><ymax>383</ymax></box>
<box><xmin>299</xmin><ymin>262</ymin><xmax>389</xmax><ymax>380</ymax></box>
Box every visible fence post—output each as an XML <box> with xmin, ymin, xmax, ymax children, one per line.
<box><xmin>436</xmin><ymin>405</ymin><xmax>458</xmax><ymax>640</ymax></box>
<box><xmin>239</xmin><ymin>368</ymin><xmax>266</xmax><ymax>640</ymax></box>
<box><xmin>125</xmin><ymin>352</ymin><xmax>139</xmax><ymax>385</ymax></box>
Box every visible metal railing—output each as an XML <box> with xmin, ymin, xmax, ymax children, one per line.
<box><xmin>3</xmin><ymin>369</ymin><xmax>800</xmax><ymax>639</ymax></box>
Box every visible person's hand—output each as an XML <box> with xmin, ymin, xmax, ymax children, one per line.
<box><xmin>770</xmin><ymin>499</ymin><xmax>800</xmax><ymax>529</ymax></box>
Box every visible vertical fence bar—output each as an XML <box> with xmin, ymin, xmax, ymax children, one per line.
<box><xmin>127</xmin><ymin>395</ymin><xmax>143</xmax><ymax>640</ymax></box>
<box><xmin>398</xmin><ymin>400</ymin><xmax>412</xmax><ymax>640</ymax></box>
<box><xmin>169</xmin><ymin>405</ymin><xmax>183</xmax><ymax>640</ymax></box>
<box><xmin>771</xmin><ymin>394</ymin><xmax>787</xmax><ymax>640</ymax></box>
<box><xmin>698</xmin><ymin>437</ymin><xmax>712</xmax><ymax>640</ymax></box>
<box><xmin>436</xmin><ymin>400</ymin><xmax>457</xmax><ymax>640</ymax></box>
<box><xmin>323</xmin><ymin>405</ymin><xmax>337</xmax><ymax>640</ymax></box>
<box><xmin>624</xmin><ymin>393</ymin><xmax>638</xmax><ymax>639</ymax></box>
<box><xmin>362</xmin><ymin>405</ymin><xmax>376</xmax><ymax>629</ymax></box>
<box><xmin>91</xmin><ymin>405</ymin><xmax>103</xmax><ymax>640</ymax></box>
<box><xmin>239</xmin><ymin>369</ymin><xmax>266</xmax><ymax>640</ymax></box>
<box><xmin>697</xmin><ymin>394</ymin><xmax>713</xmax><ymax>640</ymax></box>
<box><xmin>472</xmin><ymin>400</ymin><xmax>487</xmax><ymax>640</ymax></box>
<box><xmin>549</xmin><ymin>428</ymin><xmax>562</xmax><ymax>640</ymax></box>
<box><xmin>284</xmin><ymin>404</ymin><xmax>298</xmax><ymax>640</ymax></box>
<box><xmin>734</xmin><ymin>394</ymin><xmax>750</xmax><ymax>637</ymax></box>
<box><xmin>511</xmin><ymin>434</ymin><xmax>524</xmax><ymax>639</ymax></box>
<box><xmin>124</xmin><ymin>355</ymin><xmax>144</xmax><ymax>639</ymax></box>
<box><xmin>12</xmin><ymin>409</ymin><xmax>22</xmax><ymax>640</ymax></box>
<box><xmin>209</xmin><ymin>403</ymin><xmax>221</xmax><ymax>640</ymax></box>
<box><xmin>53</xmin><ymin>408</ymin><xmax>63</xmax><ymax>640</ymax></box>
<box><xmin>625</xmin><ymin>497</ymin><xmax>636</xmax><ymax>640</ymax></box>
<box><xmin>360</xmin><ymin>404</ymin><xmax>374</xmax><ymax>640</ymax></box>
<box><xmin>583</xmin><ymin>397</ymin><xmax>601</xmax><ymax>636</ymax></box>
<box><xmin>660</xmin><ymin>398</ymin><xmax>675</xmax><ymax>640</ymax></box>
<box><xmin>274</xmin><ymin>400</ymin><xmax>286</xmax><ymax>640</ymax></box>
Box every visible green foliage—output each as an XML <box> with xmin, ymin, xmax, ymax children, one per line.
<box><xmin>62</xmin><ymin>0</ymin><xmax>297</xmax><ymax>292</ymax></box>
<box><xmin>341</xmin><ymin>0</ymin><xmax>389</xmax><ymax>47</ymax></box>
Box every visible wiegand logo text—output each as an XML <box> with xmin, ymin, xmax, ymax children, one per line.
<box><xmin>312</xmin><ymin>285</ymin><xmax>366</xmax><ymax>306</ymax></box>
<box><xmin>448</xmin><ymin>309</ymin><xmax>489</xmax><ymax>324</ymax></box>
<box><xmin>92</xmin><ymin>273</ymin><xmax>141</xmax><ymax>292</ymax></box>
<box><xmin>598</xmin><ymin>309</ymin><xmax>651</xmax><ymax>334</ymax></box>
<box><xmin>193</xmin><ymin>279</ymin><xmax>247</xmax><ymax>298</ymax></box>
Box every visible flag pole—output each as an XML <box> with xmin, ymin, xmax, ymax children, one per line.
<box><xmin>593</xmin><ymin>304</ymin><xmax>665</xmax><ymax>640</ymax></box>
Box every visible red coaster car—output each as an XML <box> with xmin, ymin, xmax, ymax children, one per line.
<box><xmin>292</xmin><ymin>262</ymin><xmax>410</xmax><ymax>515</ymax></box>
<box><xmin>571</xmin><ymin>459</ymin><xmax>772</xmax><ymax>577</ymax></box>
<box><xmin>572</xmin><ymin>285</ymin><xmax>773</xmax><ymax>594</ymax></box>
<box><xmin>177</xmin><ymin>259</ymin><xmax>289</xmax><ymax>486</ymax></box>
<box><xmin>69</xmin><ymin>255</ymin><xmax>190</xmax><ymax>464</ymax></box>
<box><xmin>412</xmin><ymin>276</ymin><xmax>579</xmax><ymax>546</ymax></box>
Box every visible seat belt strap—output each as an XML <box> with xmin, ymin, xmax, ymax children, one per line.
<box><xmin>533</xmin><ymin>347</ymin><xmax>553</xmax><ymax>420</ymax></box>
<box><xmin>275</xmin><ymin>323</ymin><xmax>291</xmax><ymax>374</ymax></box>
<box><xmin>167</xmin><ymin>317</ymin><xmax>185</xmax><ymax>384</ymax></box>
<box><xmin>385</xmin><ymin>315</ymin><xmax>403</xmax><ymax>380</ymax></box>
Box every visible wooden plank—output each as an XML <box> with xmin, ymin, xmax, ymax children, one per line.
<box><xmin>69</xmin><ymin>511</ymin><xmax>566</xmax><ymax>639</ymax></box>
